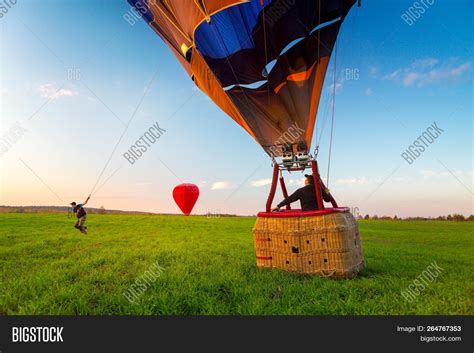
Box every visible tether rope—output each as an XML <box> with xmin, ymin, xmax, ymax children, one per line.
<box><xmin>88</xmin><ymin>69</ymin><xmax>159</xmax><ymax>198</ymax></box>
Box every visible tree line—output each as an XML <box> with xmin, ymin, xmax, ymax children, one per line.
<box><xmin>358</xmin><ymin>214</ymin><xmax>473</xmax><ymax>221</ymax></box>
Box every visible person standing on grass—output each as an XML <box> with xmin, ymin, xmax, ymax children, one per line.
<box><xmin>70</xmin><ymin>195</ymin><xmax>90</xmax><ymax>234</ymax></box>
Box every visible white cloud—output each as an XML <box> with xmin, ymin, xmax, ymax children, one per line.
<box><xmin>334</xmin><ymin>177</ymin><xmax>366</xmax><ymax>185</ymax></box>
<box><xmin>450</xmin><ymin>62</ymin><xmax>471</xmax><ymax>76</ymax></box>
<box><xmin>382</xmin><ymin>59</ymin><xmax>471</xmax><ymax>87</ymax></box>
<box><xmin>404</xmin><ymin>62</ymin><xmax>470</xmax><ymax>86</ymax></box>
<box><xmin>134</xmin><ymin>182</ymin><xmax>154</xmax><ymax>186</ymax></box>
<box><xmin>420</xmin><ymin>170</ymin><xmax>473</xmax><ymax>179</ymax></box>
<box><xmin>333</xmin><ymin>177</ymin><xmax>382</xmax><ymax>186</ymax></box>
<box><xmin>286</xmin><ymin>177</ymin><xmax>305</xmax><ymax>186</ymax></box>
<box><xmin>210</xmin><ymin>181</ymin><xmax>234</xmax><ymax>190</ymax></box>
<box><xmin>250</xmin><ymin>178</ymin><xmax>272</xmax><ymax>187</ymax></box>
<box><xmin>393</xmin><ymin>177</ymin><xmax>413</xmax><ymax>183</ymax></box>
<box><xmin>402</xmin><ymin>72</ymin><xmax>420</xmax><ymax>86</ymax></box>
<box><xmin>369</xmin><ymin>66</ymin><xmax>380</xmax><ymax>78</ymax></box>
<box><xmin>412</xmin><ymin>58</ymin><xmax>439</xmax><ymax>69</ymax></box>
<box><xmin>383</xmin><ymin>69</ymin><xmax>402</xmax><ymax>81</ymax></box>
<box><xmin>331</xmin><ymin>171</ymin><xmax>472</xmax><ymax>188</ymax></box>
<box><xmin>421</xmin><ymin>170</ymin><xmax>447</xmax><ymax>178</ymax></box>
<box><xmin>38</xmin><ymin>84</ymin><xmax>78</xmax><ymax>100</ymax></box>
<box><xmin>329</xmin><ymin>82</ymin><xmax>343</xmax><ymax>93</ymax></box>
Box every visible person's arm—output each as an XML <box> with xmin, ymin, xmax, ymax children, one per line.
<box><xmin>83</xmin><ymin>195</ymin><xmax>91</xmax><ymax>206</ymax></box>
<box><xmin>317</xmin><ymin>179</ymin><xmax>332</xmax><ymax>203</ymax></box>
<box><xmin>321</xmin><ymin>186</ymin><xmax>331</xmax><ymax>203</ymax></box>
<box><xmin>273</xmin><ymin>188</ymin><xmax>301</xmax><ymax>210</ymax></box>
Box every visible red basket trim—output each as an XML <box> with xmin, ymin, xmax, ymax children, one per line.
<box><xmin>257</xmin><ymin>207</ymin><xmax>350</xmax><ymax>218</ymax></box>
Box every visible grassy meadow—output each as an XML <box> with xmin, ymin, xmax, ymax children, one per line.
<box><xmin>0</xmin><ymin>213</ymin><xmax>472</xmax><ymax>315</ymax></box>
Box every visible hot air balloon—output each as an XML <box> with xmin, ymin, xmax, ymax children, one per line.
<box><xmin>173</xmin><ymin>184</ymin><xmax>199</xmax><ymax>216</ymax></box>
<box><xmin>129</xmin><ymin>0</ymin><xmax>364</xmax><ymax>278</ymax></box>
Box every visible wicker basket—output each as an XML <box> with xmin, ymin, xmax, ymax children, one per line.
<box><xmin>252</xmin><ymin>208</ymin><xmax>365</xmax><ymax>278</ymax></box>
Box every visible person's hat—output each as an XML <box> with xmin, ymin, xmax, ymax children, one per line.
<box><xmin>304</xmin><ymin>174</ymin><xmax>315</xmax><ymax>184</ymax></box>
<box><xmin>70</xmin><ymin>202</ymin><xmax>76</xmax><ymax>206</ymax></box>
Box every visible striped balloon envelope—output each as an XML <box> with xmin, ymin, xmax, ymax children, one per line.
<box><xmin>127</xmin><ymin>0</ymin><xmax>357</xmax><ymax>157</ymax></box>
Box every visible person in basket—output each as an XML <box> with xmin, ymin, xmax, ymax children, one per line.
<box><xmin>271</xmin><ymin>174</ymin><xmax>331</xmax><ymax>211</ymax></box>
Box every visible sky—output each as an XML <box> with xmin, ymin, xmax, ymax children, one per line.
<box><xmin>0</xmin><ymin>0</ymin><xmax>472</xmax><ymax>217</ymax></box>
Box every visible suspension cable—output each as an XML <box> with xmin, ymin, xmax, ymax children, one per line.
<box><xmin>318</xmin><ymin>0</ymin><xmax>321</xmax><ymax>62</ymax></box>
<box><xmin>326</xmin><ymin>40</ymin><xmax>337</xmax><ymax>187</ymax></box>
<box><xmin>316</xmin><ymin>5</ymin><xmax>359</xmax><ymax>185</ymax></box>
<box><xmin>314</xmin><ymin>0</ymin><xmax>335</xmax><ymax>153</ymax></box>
<box><xmin>209</xmin><ymin>20</ymin><xmax>284</xmax><ymax>137</ymax></box>
<box><xmin>325</xmin><ymin>7</ymin><xmax>359</xmax><ymax>185</ymax></box>
<box><xmin>261</xmin><ymin>0</ymin><xmax>271</xmax><ymax>106</ymax></box>
<box><xmin>316</xmin><ymin>84</ymin><xmax>333</xmax><ymax>147</ymax></box>
<box><xmin>339</xmin><ymin>6</ymin><xmax>359</xmax><ymax>70</ymax></box>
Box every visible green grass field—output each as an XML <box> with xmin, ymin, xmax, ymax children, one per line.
<box><xmin>0</xmin><ymin>213</ymin><xmax>472</xmax><ymax>315</ymax></box>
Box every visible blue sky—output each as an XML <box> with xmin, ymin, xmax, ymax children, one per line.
<box><xmin>1</xmin><ymin>0</ymin><xmax>472</xmax><ymax>217</ymax></box>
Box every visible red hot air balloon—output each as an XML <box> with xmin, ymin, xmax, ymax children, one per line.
<box><xmin>172</xmin><ymin>184</ymin><xmax>199</xmax><ymax>216</ymax></box>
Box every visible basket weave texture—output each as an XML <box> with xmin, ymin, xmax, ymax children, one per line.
<box><xmin>252</xmin><ymin>211</ymin><xmax>365</xmax><ymax>278</ymax></box>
